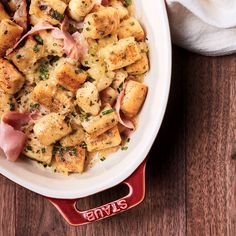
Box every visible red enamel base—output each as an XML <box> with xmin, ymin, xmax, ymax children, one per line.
<box><xmin>47</xmin><ymin>160</ymin><xmax>146</xmax><ymax>226</ymax></box>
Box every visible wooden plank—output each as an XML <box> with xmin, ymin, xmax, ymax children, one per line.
<box><xmin>184</xmin><ymin>52</ymin><xmax>236</xmax><ymax>235</ymax></box>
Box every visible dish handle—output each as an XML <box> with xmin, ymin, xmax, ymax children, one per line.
<box><xmin>47</xmin><ymin>161</ymin><xmax>146</xmax><ymax>226</ymax></box>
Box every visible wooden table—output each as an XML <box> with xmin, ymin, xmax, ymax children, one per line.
<box><xmin>0</xmin><ymin>46</ymin><xmax>236</xmax><ymax>236</ymax></box>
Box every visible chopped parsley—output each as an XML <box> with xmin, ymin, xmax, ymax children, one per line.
<box><xmin>30</xmin><ymin>103</ymin><xmax>40</xmax><ymax>111</ymax></box>
<box><xmin>102</xmin><ymin>109</ymin><xmax>115</xmax><ymax>115</ymax></box>
<box><xmin>58</xmin><ymin>85</ymin><xmax>66</xmax><ymax>90</ymax></box>
<box><xmin>41</xmin><ymin>147</ymin><xmax>46</xmax><ymax>153</ymax></box>
<box><xmin>124</xmin><ymin>0</ymin><xmax>132</xmax><ymax>7</ymax></box>
<box><xmin>16</xmin><ymin>54</ymin><xmax>22</xmax><ymax>59</ymax></box>
<box><xmin>38</xmin><ymin>61</ymin><xmax>49</xmax><ymax>81</ymax></box>
<box><xmin>34</xmin><ymin>35</ymin><xmax>43</xmax><ymax>45</ymax></box>
<box><xmin>86</xmin><ymin>77</ymin><xmax>95</xmax><ymax>83</ymax></box>
<box><xmin>26</xmin><ymin>145</ymin><xmax>32</xmax><ymax>151</ymax></box>
<box><xmin>121</xmin><ymin>146</ymin><xmax>128</xmax><ymax>151</ymax></box>
<box><xmin>80</xmin><ymin>142</ymin><xmax>87</xmax><ymax>149</ymax></box>
<box><xmin>49</xmin><ymin>9</ymin><xmax>64</xmax><ymax>21</ymax></box>
<box><xmin>100</xmin><ymin>157</ymin><xmax>106</xmax><ymax>161</ymax></box>
<box><xmin>33</xmin><ymin>44</ymin><xmax>40</xmax><ymax>53</ymax></box>
<box><xmin>9</xmin><ymin>103</ymin><xmax>15</xmax><ymax>111</ymax></box>
<box><xmin>117</xmin><ymin>83</ymin><xmax>124</xmax><ymax>93</ymax></box>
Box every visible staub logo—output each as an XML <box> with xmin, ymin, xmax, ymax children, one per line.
<box><xmin>84</xmin><ymin>199</ymin><xmax>128</xmax><ymax>221</ymax></box>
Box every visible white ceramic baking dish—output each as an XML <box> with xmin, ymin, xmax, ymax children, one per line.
<box><xmin>0</xmin><ymin>0</ymin><xmax>171</xmax><ymax>225</ymax></box>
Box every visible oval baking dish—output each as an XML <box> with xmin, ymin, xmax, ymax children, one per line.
<box><xmin>0</xmin><ymin>0</ymin><xmax>171</xmax><ymax>225</ymax></box>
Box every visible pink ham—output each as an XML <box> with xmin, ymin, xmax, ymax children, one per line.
<box><xmin>0</xmin><ymin>112</ymin><xmax>31</xmax><ymax>162</ymax></box>
<box><xmin>115</xmin><ymin>82</ymin><xmax>135</xmax><ymax>130</ymax></box>
<box><xmin>13</xmin><ymin>0</ymin><xmax>28</xmax><ymax>31</ymax></box>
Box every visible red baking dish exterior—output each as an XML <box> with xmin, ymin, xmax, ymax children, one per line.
<box><xmin>47</xmin><ymin>160</ymin><xmax>146</xmax><ymax>226</ymax></box>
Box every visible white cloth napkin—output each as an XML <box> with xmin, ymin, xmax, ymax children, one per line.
<box><xmin>166</xmin><ymin>0</ymin><xmax>236</xmax><ymax>56</ymax></box>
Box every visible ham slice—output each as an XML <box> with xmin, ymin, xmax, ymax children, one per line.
<box><xmin>115</xmin><ymin>82</ymin><xmax>135</xmax><ymax>130</ymax></box>
<box><xmin>13</xmin><ymin>0</ymin><xmax>28</xmax><ymax>31</ymax></box>
<box><xmin>51</xmin><ymin>17</ymin><xmax>87</xmax><ymax>61</ymax></box>
<box><xmin>0</xmin><ymin>112</ymin><xmax>31</xmax><ymax>162</ymax></box>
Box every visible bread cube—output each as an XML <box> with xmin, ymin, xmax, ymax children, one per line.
<box><xmin>83</xmin><ymin>7</ymin><xmax>120</xmax><ymax>39</ymax></box>
<box><xmin>87</xmin><ymin>63</ymin><xmax>113</xmax><ymax>91</ymax></box>
<box><xmin>33</xmin><ymin>113</ymin><xmax>72</xmax><ymax>145</ymax></box>
<box><xmin>0</xmin><ymin>58</ymin><xmax>25</xmax><ymax>94</ymax></box>
<box><xmin>109</xmin><ymin>0</ymin><xmax>129</xmax><ymax>20</ymax></box>
<box><xmin>111</xmin><ymin>69</ymin><xmax>128</xmax><ymax>90</ymax></box>
<box><xmin>0</xmin><ymin>3</ymin><xmax>10</xmax><ymax>20</ymax></box>
<box><xmin>86</xmin><ymin>126</ymin><xmax>121</xmax><ymax>152</ymax></box>
<box><xmin>30</xmin><ymin>0</ymin><xmax>67</xmax><ymax>25</ymax></box>
<box><xmin>60</xmin><ymin>127</ymin><xmax>85</xmax><ymax>147</ymax></box>
<box><xmin>68</xmin><ymin>0</ymin><xmax>95</xmax><ymax>21</ymax></box>
<box><xmin>99</xmin><ymin>37</ymin><xmax>141</xmax><ymax>70</ymax></box>
<box><xmin>117</xmin><ymin>17</ymin><xmax>145</xmax><ymax>41</ymax></box>
<box><xmin>23</xmin><ymin>132</ymin><xmax>53</xmax><ymax>164</ymax></box>
<box><xmin>76</xmin><ymin>82</ymin><xmax>101</xmax><ymax>116</ymax></box>
<box><xmin>0</xmin><ymin>20</ymin><xmax>23</xmax><ymax>57</ymax></box>
<box><xmin>0</xmin><ymin>89</ymin><xmax>17</xmax><ymax>118</ymax></box>
<box><xmin>8</xmin><ymin>37</ymin><xmax>45</xmax><ymax>74</ymax></box>
<box><xmin>121</xmin><ymin>80</ymin><xmax>148</xmax><ymax>117</ymax></box>
<box><xmin>81</xmin><ymin>104</ymin><xmax>118</xmax><ymax>137</ymax></box>
<box><xmin>100</xmin><ymin>87</ymin><xmax>118</xmax><ymax>105</ymax></box>
<box><xmin>126</xmin><ymin>53</ymin><xmax>149</xmax><ymax>75</ymax></box>
<box><xmin>52</xmin><ymin>146</ymin><xmax>86</xmax><ymax>174</ymax></box>
<box><xmin>32</xmin><ymin>81</ymin><xmax>57</xmax><ymax>109</ymax></box>
<box><xmin>53</xmin><ymin>60</ymin><xmax>87</xmax><ymax>92</ymax></box>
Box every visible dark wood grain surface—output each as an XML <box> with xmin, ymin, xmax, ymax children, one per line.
<box><xmin>0</xmin><ymin>46</ymin><xmax>236</xmax><ymax>236</ymax></box>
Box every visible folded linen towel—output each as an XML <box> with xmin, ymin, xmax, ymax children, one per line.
<box><xmin>166</xmin><ymin>0</ymin><xmax>236</xmax><ymax>56</ymax></box>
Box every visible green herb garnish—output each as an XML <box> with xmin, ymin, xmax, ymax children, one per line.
<box><xmin>80</xmin><ymin>142</ymin><xmax>87</xmax><ymax>149</ymax></box>
<box><xmin>121</xmin><ymin>146</ymin><xmax>128</xmax><ymax>151</ymax></box>
<box><xmin>102</xmin><ymin>109</ymin><xmax>115</xmax><ymax>115</ymax></box>
<box><xmin>34</xmin><ymin>35</ymin><xmax>43</xmax><ymax>45</ymax></box>
<box><xmin>100</xmin><ymin>157</ymin><xmax>106</xmax><ymax>161</ymax></box>
<box><xmin>49</xmin><ymin>10</ymin><xmax>64</xmax><ymax>21</ymax></box>
<box><xmin>33</xmin><ymin>44</ymin><xmax>40</xmax><ymax>53</ymax></box>
<box><xmin>124</xmin><ymin>0</ymin><xmax>132</xmax><ymax>6</ymax></box>
<box><xmin>38</xmin><ymin>61</ymin><xmax>49</xmax><ymax>81</ymax></box>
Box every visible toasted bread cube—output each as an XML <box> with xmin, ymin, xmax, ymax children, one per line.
<box><xmin>0</xmin><ymin>3</ymin><xmax>10</xmax><ymax>20</ymax></box>
<box><xmin>86</xmin><ymin>126</ymin><xmax>121</xmax><ymax>152</ymax></box>
<box><xmin>23</xmin><ymin>132</ymin><xmax>53</xmax><ymax>164</ymax></box>
<box><xmin>39</xmin><ymin>31</ymin><xmax>64</xmax><ymax>57</ymax></box>
<box><xmin>100</xmin><ymin>87</ymin><xmax>118</xmax><ymax>105</ymax></box>
<box><xmin>99</xmin><ymin>37</ymin><xmax>141</xmax><ymax>70</ymax></box>
<box><xmin>53</xmin><ymin>60</ymin><xmax>87</xmax><ymax>92</ymax></box>
<box><xmin>52</xmin><ymin>146</ymin><xmax>86</xmax><ymax>174</ymax></box>
<box><xmin>0</xmin><ymin>58</ymin><xmax>25</xmax><ymax>94</ymax></box>
<box><xmin>33</xmin><ymin>113</ymin><xmax>72</xmax><ymax>145</ymax></box>
<box><xmin>0</xmin><ymin>89</ymin><xmax>17</xmax><ymax>118</ymax></box>
<box><xmin>68</xmin><ymin>0</ymin><xmax>95</xmax><ymax>21</ymax></box>
<box><xmin>109</xmin><ymin>0</ymin><xmax>129</xmax><ymax>20</ymax></box>
<box><xmin>76</xmin><ymin>82</ymin><xmax>101</xmax><ymax>116</ymax></box>
<box><xmin>121</xmin><ymin>80</ymin><xmax>148</xmax><ymax>117</ymax></box>
<box><xmin>87</xmin><ymin>63</ymin><xmax>113</xmax><ymax>92</ymax></box>
<box><xmin>111</xmin><ymin>69</ymin><xmax>128</xmax><ymax>90</ymax></box>
<box><xmin>83</xmin><ymin>7</ymin><xmax>120</xmax><ymax>39</ymax></box>
<box><xmin>0</xmin><ymin>20</ymin><xmax>23</xmax><ymax>57</ymax></box>
<box><xmin>81</xmin><ymin>104</ymin><xmax>118</xmax><ymax>137</ymax></box>
<box><xmin>32</xmin><ymin>81</ymin><xmax>57</xmax><ymax>109</ymax></box>
<box><xmin>60</xmin><ymin>127</ymin><xmax>85</xmax><ymax>147</ymax></box>
<box><xmin>117</xmin><ymin>17</ymin><xmax>145</xmax><ymax>41</ymax></box>
<box><xmin>30</xmin><ymin>0</ymin><xmax>67</xmax><ymax>25</ymax></box>
<box><xmin>8</xmin><ymin>37</ymin><xmax>45</xmax><ymax>74</ymax></box>
<box><xmin>126</xmin><ymin>53</ymin><xmax>149</xmax><ymax>75</ymax></box>
<box><xmin>97</xmin><ymin>33</ymin><xmax>118</xmax><ymax>49</ymax></box>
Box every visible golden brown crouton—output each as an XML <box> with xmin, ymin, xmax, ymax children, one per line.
<box><xmin>81</xmin><ymin>104</ymin><xmax>118</xmax><ymax>137</ymax></box>
<box><xmin>121</xmin><ymin>80</ymin><xmax>148</xmax><ymax>118</ymax></box>
<box><xmin>23</xmin><ymin>132</ymin><xmax>53</xmax><ymax>164</ymax></box>
<box><xmin>29</xmin><ymin>0</ymin><xmax>67</xmax><ymax>25</ymax></box>
<box><xmin>0</xmin><ymin>3</ymin><xmax>10</xmax><ymax>21</ymax></box>
<box><xmin>0</xmin><ymin>89</ymin><xmax>17</xmax><ymax>118</ymax></box>
<box><xmin>0</xmin><ymin>20</ymin><xmax>23</xmax><ymax>57</ymax></box>
<box><xmin>76</xmin><ymin>82</ymin><xmax>101</xmax><ymax>116</ymax></box>
<box><xmin>126</xmin><ymin>53</ymin><xmax>149</xmax><ymax>75</ymax></box>
<box><xmin>52</xmin><ymin>146</ymin><xmax>86</xmax><ymax>174</ymax></box>
<box><xmin>60</xmin><ymin>127</ymin><xmax>85</xmax><ymax>147</ymax></box>
<box><xmin>99</xmin><ymin>37</ymin><xmax>141</xmax><ymax>70</ymax></box>
<box><xmin>83</xmin><ymin>7</ymin><xmax>120</xmax><ymax>39</ymax></box>
<box><xmin>68</xmin><ymin>0</ymin><xmax>95</xmax><ymax>21</ymax></box>
<box><xmin>7</xmin><ymin>37</ymin><xmax>45</xmax><ymax>74</ymax></box>
<box><xmin>86</xmin><ymin>125</ymin><xmax>121</xmax><ymax>152</ymax></box>
<box><xmin>33</xmin><ymin>113</ymin><xmax>72</xmax><ymax>145</ymax></box>
<box><xmin>53</xmin><ymin>60</ymin><xmax>87</xmax><ymax>92</ymax></box>
<box><xmin>0</xmin><ymin>58</ymin><xmax>25</xmax><ymax>94</ymax></box>
<box><xmin>117</xmin><ymin>17</ymin><xmax>145</xmax><ymax>41</ymax></box>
